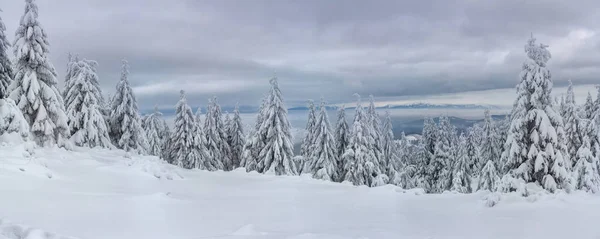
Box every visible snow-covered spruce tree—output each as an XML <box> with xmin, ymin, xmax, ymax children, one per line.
<box><xmin>143</xmin><ymin>106</ymin><xmax>167</xmax><ymax>156</ymax></box>
<box><xmin>64</xmin><ymin>58</ymin><xmax>112</xmax><ymax>148</ymax></box>
<box><xmin>308</xmin><ymin>99</ymin><xmax>338</xmax><ymax>181</ymax></box>
<box><xmin>393</xmin><ymin>133</ymin><xmax>417</xmax><ymax>188</ymax></box>
<box><xmin>367</xmin><ymin>95</ymin><xmax>385</xmax><ymax>173</ymax></box>
<box><xmin>9</xmin><ymin>0</ymin><xmax>69</xmax><ymax>146</ymax></box>
<box><xmin>584</xmin><ymin>92</ymin><xmax>594</xmax><ymax>120</ymax></box>
<box><xmin>465</xmin><ymin>128</ymin><xmax>481</xmax><ymax>175</ymax></box>
<box><xmin>241</xmin><ymin>95</ymin><xmax>268</xmax><ymax>172</ymax></box>
<box><xmin>451</xmin><ymin>133</ymin><xmax>472</xmax><ymax>193</ymax></box>
<box><xmin>342</xmin><ymin>94</ymin><xmax>384</xmax><ymax>186</ymax></box>
<box><xmin>480</xmin><ymin>109</ymin><xmax>501</xmax><ymax>170</ymax></box>
<box><xmin>478</xmin><ymin>159</ymin><xmax>500</xmax><ymax>192</ymax></box>
<box><xmin>558</xmin><ymin>95</ymin><xmax>567</xmax><ymax>120</ymax></box>
<box><xmin>170</xmin><ymin>91</ymin><xmax>202</xmax><ymax>169</ymax></box>
<box><xmin>422</xmin><ymin>117</ymin><xmax>437</xmax><ymax>155</ymax></box>
<box><xmin>255</xmin><ymin>77</ymin><xmax>297</xmax><ymax>175</ymax></box>
<box><xmin>428</xmin><ymin>116</ymin><xmax>454</xmax><ymax>193</ymax></box>
<box><xmin>414</xmin><ymin>117</ymin><xmax>437</xmax><ymax>188</ymax></box>
<box><xmin>108</xmin><ymin>60</ymin><xmax>147</xmax><ymax>154</ymax></box>
<box><xmin>564</xmin><ymin>80</ymin><xmax>583</xmax><ymax>168</ymax></box>
<box><xmin>300</xmin><ymin>100</ymin><xmax>317</xmax><ymax>173</ymax></box>
<box><xmin>204</xmin><ymin>97</ymin><xmax>232</xmax><ymax>171</ymax></box>
<box><xmin>382</xmin><ymin>110</ymin><xmax>400</xmax><ymax>182</ymax></box>
<box><xmin>228</xmin><ymin>104</ymin><xmax>245</xmax><ymax>169</ymax></box>
<box><xmin>195</xmin><ymin>107</ymin><xmax>220</xmax><ymax>170</ymax></box>
<box><xmin>573</xmin><ymin>135</ymin><xmax>600</xmax><ymax>193</ymax></box>
<box><xmin>334</xmin><ymin>105</ymin><xmax>349</xmax><ymax>181</ymax></box>
<box><xmin>587</xmin><ymin>87</ymin><xmax>600</xmax><ymax>160</ymax></box>
<box><xmin>0</xmin><ymin>11</ymin><xmax>28</xmax><ymax>138</ymax></box>
<box><xmin>0</xmin><ymin>10</ymin><xmax>12</xmax><ymax>99</ymax></box>
<box><xmin>499</xmin><ymin>36</ymin><xmax>570</xmax><ymax>193</ymax></box>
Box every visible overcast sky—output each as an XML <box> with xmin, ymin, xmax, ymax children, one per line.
<box><xmin>2</xmin><ymin>0</ymin><xmax>600</xmax><ymax>110</ymax></box>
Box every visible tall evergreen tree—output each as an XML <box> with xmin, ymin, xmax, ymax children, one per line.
<box><xmin>584</xmin><ymin>92</ymin><xmax>594</xmax><ymax>119</ymax></box>
<box><xmin>195</xmin><ymin>107</ymin><xmax>219</xmax><ymax>170</ymax></box>
<box><xmin>228</xmin><ymin>104</ymin><xmax>245</xmax><ymax>169</ymax></box>
<box><xmin>241</xmin><ymin>95</ymin><xmax>267</xmax><ymax>172</ymax></box>
<box><xmin>367</xmin><ymin>95</ymin><xmax>385</xmax><ymax>172</ymax></box>
<box><xmin>334</xmin><ymin>105</ymin><xmax>349</xmax><ymax>180</ymax></box>
<box><xmin>308</xmin><ymin>99</ymin><xmax>338</xmax><ymax>181</ymax></box>
<box><xmin>64</xmin><ymin>58</ymin><xmax>111</xmax><ymax>148</ymax></box>
<box><xmin>300</xmin><ymin>100</ymin><xmax>317</xmax><ymax>173</ymax></box>
<box><xmin>382</xmin><ymin>110</ymin><xmax>399</xmax><ymax>180</ymax></box>
<box><xmin>255</xmin><ymin>77</ymin><xmax>297</xmax><ymax>175</ymax></box>
<box><xmin>143</xmin><ymin>106</ymin><xmax>167</xmax><ymax>156</ymax></box>
<box><xmin>342</xmin><ymin>94</ymin><xmax>383</xmax><ymax>186</ymax></box>
<box><xmin>170</xmin><ymin>91</ymin><xmax>202</xmax><ymax>168</ymax></box>
<box><xmin>465</xmin><ymin>128</ymin><xmax>481</xmax><ymax>174</ymax></box>
<box><xmin>109</xmin><ymin>60</ymin><xmax>147</xmax><ymax>154</ymax></box>
<box><xmin>500</xmin><ymin>35</ymin><xmax>569</xmax><ymax>193</ymax></box>
<box><xmin>0</xmin><ymin>10</ymin><xmax>12</xmax><ymax>99</ymax></box>
<box><xmin>564</xmin><ymin>80</ymin><xmax>583</xmax><ymax>168</ymax></box>
<box><xmin>451</xmin><ymin>133</ymin><xmax>472</xmax><ymax>193</ymax></box>
<box><xmin>480</xmin><ymin>109</ymin><xmax>501</xmax><ymax>170</ymax></box>
<box><xmin>573</xmin><ymin>135</ymin><xmax>600</xmax><ymax>193</ymax></box>
<box><xmin>204</xmin><ymin>97</ymin><xmax>232</xmax><ymax>171</ymax></box>
<box><xmin>428</xmin><ymin>116</ymin><xmax>454</xmax><ymax>193</ymax></box>
<box><xmin>9</xmin><ymin>0</ymin><xmax>69</xmax><ymax>146</ymax></box>
<box><xmin>478</xmin><ymin>160</ymin><xmax>500</xmax><ymax>192</ymax></box>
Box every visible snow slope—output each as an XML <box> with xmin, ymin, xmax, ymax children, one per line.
<box><xmin>0</xmin><ymin>137</ymin><xmax>599</xmax><ymax>239</ymax></box>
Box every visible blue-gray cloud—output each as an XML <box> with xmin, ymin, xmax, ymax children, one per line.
<box><xmin>2</xmin><ymin>0</ymin><xmax>600</xmax><ymax>110</ymax></box>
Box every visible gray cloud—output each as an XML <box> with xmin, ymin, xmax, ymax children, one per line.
<box><xmin>2</xmin><ymin>0</ymin><xmax>600</xmax><ymax>110</ymax></box>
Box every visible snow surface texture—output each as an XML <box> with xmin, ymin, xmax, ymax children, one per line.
<box><xmin>1</xmin><ymin>137</ymin><xmax>599</xmax><ymax>239</ymax></box>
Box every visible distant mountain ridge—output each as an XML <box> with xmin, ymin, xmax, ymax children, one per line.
<box><xmin>145</xmin><ymin>103</ymin><xmax>500</xmax><ymax>116</ymax></box>
<box><xmin>288</xmin><ymin>103</ymin><xmax>500</xmax><ymax>111</ymax></box>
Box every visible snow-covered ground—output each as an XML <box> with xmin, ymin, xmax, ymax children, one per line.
<box><xmin>1</xmin><ymin>136</ymin><xmax>599</xmax><ymax>239</ymax></box>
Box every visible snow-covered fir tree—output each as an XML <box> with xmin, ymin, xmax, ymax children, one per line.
<box><xmin>382</xmin><ymin>110</ymin><xmax>399</xmax><ymax>182</ymax></box>
<box><xmin>451</xmin><ymin>133</ymin><xmax>472</xmax><ymax>193</ymax></box>
<box><xmin>9</xmin><ymin>0</ymin><xmax>69</xmax><ymax>146</ymax></box>
<box><xmin>64</xmin><ymin>58</ymin><xmax>112</xmax><ymax>148</ymax></box>
<box><xmin>393</xmin><ymin>132</ymin><xmax>417</xmax><ymax>188</ymax></box>
<box><xmin>195</xmin><ymin>107</ymin><xmax>220</xmax><ymax>170</ymax></box>
<box><xmin>169</xmin><ymin>91</ymin><xmax>203</xmax><ymax>169</ymax></box>
<box><xmin>573</xmin><ymin>135</ymin><xmax>600</xmax><ymax>193</ymax></box>
<box><xmin>0</xmin><ymin>10</ymin><xmax>27</xmax><ymax>138</ymax></box>
<box><xmin>563</xmin><ymin>80</ymin><xmax>583</xmax><ymax>168</ymax></box>
<box><xmin>465</xmin><ymin>128</ymin><xmax>481</xmax><ymax>174</ymax></box>
<box><xmin>342</xmin><ymin>94</ymin><xmax>384</xmax><ymax>186</ymax></box>
<box><xmin>428</xmin><ymin>116</ymin><xmax>454</xmax><ymax>193</ymax></box>
<box><xmin>422</xmin><ymin>117</ymin><xmax>437</xmax><ymax>155</ymax></box>
<box><xmin>0</xmin><ymin>98</ymin><xmax>29</xmax><ymax>138</ymax></box>
<box><xmin>307</xmin><ymin>99</ymin><xmax>338</xmax><ymax>181</ymax></box>
<box><xmin>587</xmin><ymin>86</ymin><xmax>600</xmax><ymax>161</ymax></box>
<box><xmin>0</xmin><ymin>11</ymin><xmax>12</xmax><ymax>99</ymax></box>
<box><xmin>108</xmin><ymin>60</ymin><xmax>147</xmax><ymax>154</ymax></box>
<box><xmin>500</xmin><ymin>35</ymin><xmax>570</xmax><ymax>193</ymax></box>
<box><xmin>241</xmin><ymin>95</ymin><xmax>268</xmax><ymax>172</ymax></box>
<box><xmin>584</xmin><ymin>92</ymin><xmax>594</xmax><ymax>119</ymax></box>
<box><xmin>228</xmin><ymin>104</ymin><xmax>245</xmax><ymax>169</ymax></box>
<box><xmin>255</xmin><ymin>77</ymin><xmax>297</xmax><ymax>175</ymax></box>
<box><xmin>334</xmin><ymin>105</ymin><xmax>349</xmax><ymax>181</ymax></box>
<box><xmin>143</xmin><ymin>106</ymin><xmax>167</xmax><ymax>156</ymax></box>
<box><xmin>478</xmin><ymin>160</ymin><xmax>500</xmax><ymax>192</ymax></box>
<box><xmin>480</xmin><ymin>109</ymin><xmax>501</xmax><ymax>170</ymax></box>
<box><xmin>367</xmin><ymin>95</ymin><xmax>385</xmax><ymax>173</ymax></box>
<box><xmin>204</xmin><ymin>97</ymin><xmax>232</xmax><ymax>171</ymax></box>
<box><xmin>300</xmin><ymin>100</ymin><xmax>317</xmax><ymax>173</ymax></box>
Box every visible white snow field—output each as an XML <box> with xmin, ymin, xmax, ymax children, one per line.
<box><xmin>1</xmin><ymin>136</ymin><xmax>600</xmax><ymax>239</ymax></box>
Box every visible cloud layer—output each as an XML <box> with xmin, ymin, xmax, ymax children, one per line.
<box><xmin>2</xmin><ymin>0</ymin><xmax>600</xmax><ymax>109</ymax></box>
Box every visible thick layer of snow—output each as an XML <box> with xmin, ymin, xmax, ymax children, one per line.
<box><xmin>0</xmin><ymin>140</ymin><xmax>599</xmax><ymax>239</ymax></box>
